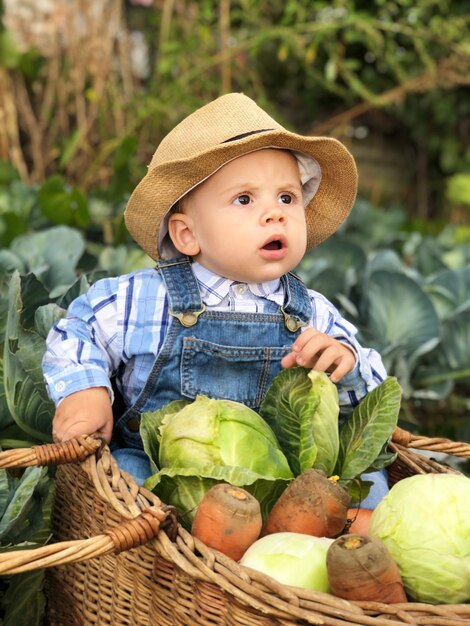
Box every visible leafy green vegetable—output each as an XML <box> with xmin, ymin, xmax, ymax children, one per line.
<box><xmin>440</xmin><ymin>307</ymin><xmax>470</xmax><ymax>373</ymax></box>
<box><xmin>425</xmin><ymin>267</ymin><xmax>470</xmax><ymax>320</ymax></box>
<box><xmin>146</xmin><ymin>465</ymin><xmax>287</xmax><ymax>524</ymax></box>
<box><xmin>141</xmin><ymin>399</ymin><xmax>190</xmax><ymax>473</ymax></box>
<box><xmin>157</xmin><ymin>397</ymin><xmax>292</xmax><ymax>478</ymax></box>
<box><xmin>335</xmin><ymin>376</ymin><xmax>401</xmax><ymax>481</ymax></box>
<box><xmin>0</xmin><ymin>459</ymin><xmax>54</xmax><ymax>626</ymax></box>
<box><xmin>143</xmin><ymin>396</ymin><xmax>293</xmax><ymax>526</ymax></box>
<box><xmin>370</xmin><ymin>474</ymin><xmax>470</xmax><ymax>604</ymax></box>
<box><xmin>0</xmin><ymin>357</ymin><xmax>14</xmax><ymax>432</ymax></box>
<box><xmin>3</xmin><ymin>272</ymin><xmax>56</xmax><ymax>442</ymax></box>
<box><xmin>1</xmin><ymin>570</ymin><xmax>46</xmax><ymax>626</ymax></box>
<box><xmin>240</xmin><ymin>533</ymin><xmax>334</xmax><ymax>592</ymax></box>
<box><xmin>259</xmin><ymin>368</ymin><xmax>339</xmax><ymax>476</ymax></box>
<box><xmin>0</xmin><ymin>466</ymin><xmax>51</xmax><ymax>543</ymax></box>
<box><xmin>0</xmin><ymin>469</ymin><xmax>9</xmax><ymax>520</ymax></box>
<box><xmin>363</xmin><ymin>271</ymin><xmax>440</xmax><ymax>368</ymax></box>
<box><xmin>1</xmin><ymin>269</ymin><xmax>90</xmax><ymax>448</ymax></box>
<box><xmin>34</xmin><ymin>304</ymin><xmax>65</xmax><ymax>340</ymax></box>
<box><xmin>143</xmin><ymin>372</ymin><xmax>402</xmax><ymax>519</ymax></box>
<box><xmin>9</xmin><ymin>226</ymin><xmax>86</xmax><ymax>297</ymax></box>
<box><xmin>259</xmin><ymin>367</ymin><xmax>400</xmax><ymax>494</ymax></box>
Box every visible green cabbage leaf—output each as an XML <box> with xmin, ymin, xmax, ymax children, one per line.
<box><xmin>335</xmin><ymin>375</ymin><xmax>402</xmax><ymax>480</ymax></box>
<box><xmin>142</xmin><ymin>396</ymin><xmax>293</xmax><ymax>526</ymax></box>
<box><xmin>240</xmin><ymin>532</ymin><xmax>334</xmax><ymax>592</ymax></box>
<box><xmin>142</xmin><ymin>371</ymin><xmax>402</xmax><ymax>523</ymax></box>
<box><xmin>259</xmin><ymin>368</ymin><xmax>339</xmax><ymax>476</ymax></box>
<box><xmin>370</xmin><ymin>473</ymin><xmax>470</xmax><ymax>604</ymax></box>
<box><xmin>3</xmin><ymin>272</ymin><xmax>57</xmax><ymax>442</ymax></box>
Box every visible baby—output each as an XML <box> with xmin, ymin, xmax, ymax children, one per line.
<box><xmin>43</xmin><ymin>93</ymin><xmax>387</xmax><ymax>503</ymax></box>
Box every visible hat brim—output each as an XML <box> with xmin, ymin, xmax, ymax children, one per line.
<box><xmin>125</xmin><ymin>129</ymin><xmax>357</xmax><ymax>261</ymax></box>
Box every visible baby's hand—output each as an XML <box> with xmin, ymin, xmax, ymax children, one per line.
<box><xmin>281</xmin><ymin>328</ymin><xmax>356</xmax><ymax>383</ymax></box>
<box><xmin>52</xmin><ymin>387</ymin><xmax>113</xmax><ymax>443</ymax></box>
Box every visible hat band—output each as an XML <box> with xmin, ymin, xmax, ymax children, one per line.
<box><xmin>222</xmin><ymin>128</ymin><xmax>275</xmax><ymax>143</ymax></box>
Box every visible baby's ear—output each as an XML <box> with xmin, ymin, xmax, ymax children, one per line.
<box><xmin>168</xmin><ymin>212</ymin><xmax>200</xmax><ymax>256</ymax></box>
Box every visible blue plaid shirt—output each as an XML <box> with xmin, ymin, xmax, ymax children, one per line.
<box><xmin>42</xmin><ymin>261</ymin><xmax>386</xmax><ymax>410</ymax></box>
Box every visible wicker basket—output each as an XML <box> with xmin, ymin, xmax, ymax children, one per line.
<box><xmin>0</xmin><ymin>427</ymin><xmax>469</xmax><ymax>625</ymax></box>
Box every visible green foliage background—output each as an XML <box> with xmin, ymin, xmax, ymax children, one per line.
<box><xmin>0</xmin><ymin>0</ymin><xmax>468</xmax><ymax>462</ymax></box>
<box><xmin>0</xmin><ymin>1</ymin><xmax>468</xmax><ymax>216</ymax></box>
<box><xmin>0</xmin><ymin>2</ymin><xmax>468</xmax><ymax>619</ymax></box>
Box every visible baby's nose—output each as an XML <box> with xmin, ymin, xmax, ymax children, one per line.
<box><xmin>262</xmin><ymin>206</ymin><xmax>286</xmax><ymax>223</ymax></box>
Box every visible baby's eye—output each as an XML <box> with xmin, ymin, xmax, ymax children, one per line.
<box><xmin>234</xmin><ymin>194</ymin><xmax>251</xmax><ymax>205</ymax></box>
<box><xmin>279</xmin><ymin>193</ymin><xmax>293</xmax><ymax>204</ymax></box>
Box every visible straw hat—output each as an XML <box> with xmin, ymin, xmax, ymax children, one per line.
<box><xmin>125</xmin><ymin>92</ymin><xmax>358</xmax><ymax>260</ymax></box>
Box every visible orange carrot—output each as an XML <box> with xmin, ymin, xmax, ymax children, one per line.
<box><xmin>326</xmin><ymin>534</ymin><xmax>408</xmax><ymax>603</ymax></box>
<box><xmin>191</xmin><ymin>483</ymin><xmax>262</xmax><ymax>561</ymax></box>
<box><xmin>345</xmin><ymin>508</ymin><xmax>373</xmax><ymax>535</ymax></box>
<box><xmin>262</xmin><ymin>469</ymin><xmax>351</xmax><ymax>538</ymax></box>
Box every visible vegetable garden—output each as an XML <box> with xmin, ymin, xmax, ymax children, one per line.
<box><xmin>0</xmin><ymin>0</ymin><xmax>469</xmax><ymax>623</ymax></box>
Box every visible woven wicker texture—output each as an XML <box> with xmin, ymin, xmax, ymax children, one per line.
<box><xmin>0</xmin><ymin>429</ymin><xmax>469</xmax><ymax>625</ymax></box>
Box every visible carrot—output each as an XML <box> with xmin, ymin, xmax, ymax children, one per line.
<box><xmin>326</xmin><ymin>534</ymin><xmax>408</xmax><ymax>603</ymax></box>
<box><xmin>344</xmin><ymin>508</ymin><xmax>373</xmax><ymax>535</ymax></box>
<box><xmin>262</xmin><ymin>469</ymin><xmax>350</xmax><ymax>538</ymax></box>
<box><xmin>191</xmin><ymin>483</ymin><xmax>262</xmax><ymax>561</ymax></box>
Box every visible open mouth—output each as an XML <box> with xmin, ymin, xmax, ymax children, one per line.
<box><xmin>262</xmin><ymin>240</ymin><xmax>283</xmax><ymax>251</ymax></box>
<box><xmin>260</xmin><ymin>236</ymin><xmax>287</xmax><ymax>259</ymax></box>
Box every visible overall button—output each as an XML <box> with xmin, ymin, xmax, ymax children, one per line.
<box><xmin>285</xmin><ymin>316</ymin><xmax>302</xmax><ymax>332</ymax></box>
<box><xmin>172</xmin><ymin>306</ymin><xmax>206</xmax><ymax>327</ymax></box>
<box><xmin>127</xmin><ymin>417</ymin><xmax>140</xmax><ymax>432</ymax></box>
<box><xmin>181</xmin><ymin>312</ymin><xmax>198</xmax><ymax>326</ymax></box>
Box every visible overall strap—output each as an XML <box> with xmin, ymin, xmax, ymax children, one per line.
<box><xmin>156</xmin><ymin>256</ymin><xmax>205</xmax><ymax>327</ymax></box>
<box><xmin>280</xmin><ymin>272</ymin><xmax>312</xmax><ymax>332</ymax></box>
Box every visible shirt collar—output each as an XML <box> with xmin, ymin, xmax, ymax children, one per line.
<box><xmin>192</xmin><ymin>261</ymin><xmax>283</xmax><ymax>306</ymax></box>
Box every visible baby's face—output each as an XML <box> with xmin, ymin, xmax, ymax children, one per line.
<box><xmin>177</xmin><ymin>149</ymin><xmax>307</xmax><ymax>283</ymax></box>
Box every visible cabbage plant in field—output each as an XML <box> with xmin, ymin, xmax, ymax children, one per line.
<box><xmin>2</xmin><ymin>272</ymin><xmax>59</xmax><ymax>443</ymax></box>
<box><xmin>297</xmin><ymin>202</ymin><xmax>470</xmax><ymax>405</ymax></box>
<box><xmin>0</xmin><ymin>462</ymin><xmax>55</xmax><ymax>624</ymax></box>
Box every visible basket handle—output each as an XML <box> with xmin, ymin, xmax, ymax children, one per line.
<box><xmin>0</xmin><ymin>435</ymin><xmax>103</xmax><ymax>469</ymax></box>
<box><xmin>0</xmin><ymin>504</ymin><xmax>177</xmax><ymax>575</ymax></box>
<box><xmin>4</xmin><ymin>429</ymin><xmax>467</xmax><ymax>468</ymax></box>
<box><xmin>392</xmin><ymin>426</ymin><xmax>470</xmax><ymax>458</ymax></box>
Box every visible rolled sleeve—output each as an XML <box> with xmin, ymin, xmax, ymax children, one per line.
<box><xmin>42</xmin><ymin>277</ymin><xmax>121</xmax><ymax>405</ymax></box>
<box><xmin>336</xmin><ymin>342</ymin><xmax>387</xmax><ymax>412</ymax></box>
<box><xmin>43</xmin><ymin>365</ymin><xmax>113</xmax><ymax>405</ymax></box>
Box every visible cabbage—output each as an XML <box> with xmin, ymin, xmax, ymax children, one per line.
<box><xmin>157</xmin><ymin>396</ymin><xmax>291</xmax><ymax>476</ymax></box>
<box><xmin>259</xmin><ymin>368</ymin><xmax>402</xmax><ymax>502</ymax></box>
<box><xmin>260</xmin><ymin>368</ymin><xmax>340</xmax><ymax>476</ymax></box>
<box><xmin>370</xmin><ymin>473</ymin><xmax>470</xmax><ymax>604</ymax></box>
<box><xmin>240</xmin><ymin>532</ymin><xmax>334</xmax><ymax>591</ymax></box>
<box><xmin>142</xmin><ymin>396</ymin><xmax>293</xmax><ymax>526</ymax></box>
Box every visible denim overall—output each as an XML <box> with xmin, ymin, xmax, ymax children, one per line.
<box><xmin>111</xmin><ymin>257</ymin><xmax>389</xmax><ymax>508</ymax></box>
<box><xmin>111</xmin><ymin>256</ymin><xmax>311</xmax><ymax>482</ymax></box>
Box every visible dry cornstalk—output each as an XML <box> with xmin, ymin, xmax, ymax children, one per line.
<box><xmin>4</xmin><ymin>0</ymin><xmax>136</xmax><ymax>186</ymax></box>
